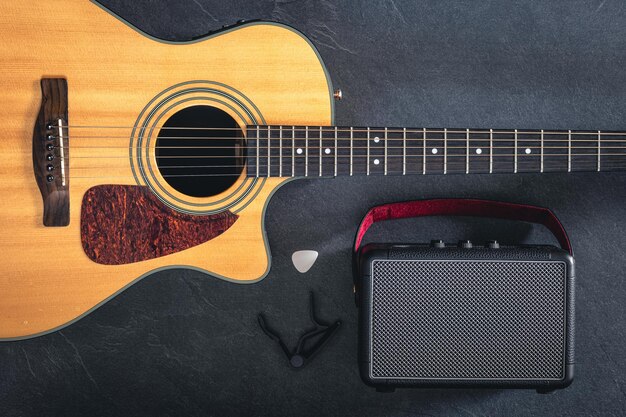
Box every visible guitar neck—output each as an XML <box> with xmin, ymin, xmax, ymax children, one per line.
<box><xmin>246</xmin><ymin>125</ymin><xmax>626</xmax><ymax>177</ymax></box>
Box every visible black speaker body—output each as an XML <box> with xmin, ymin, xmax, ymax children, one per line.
<box><xmin>356</xmin><ymin>243</ymin><xmax>575</xmax><ymax>391</ymax></box>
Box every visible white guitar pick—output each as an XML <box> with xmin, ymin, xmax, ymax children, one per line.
<box><xmin>291</xmin><ymin>250</ymin><xmax>319</xmax><ymax>273</ymax></box>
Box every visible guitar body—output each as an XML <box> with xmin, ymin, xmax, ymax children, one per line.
<box><xmin>0</xmin><ymin>0</ymin><xmax>334</xmax><ymax>339</ymax></box>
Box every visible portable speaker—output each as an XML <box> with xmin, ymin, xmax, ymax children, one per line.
<box><xmin>353</xmin><ymin>199</ymin><xmax>575</xmax><ymax>392</ymax></box>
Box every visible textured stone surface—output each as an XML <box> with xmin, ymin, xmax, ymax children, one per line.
<box><xmin>1</xmin><ymin>1</ymin><xmax>626</xmax><ymax>416</ymax></box>
<box><xmin>80</xmin><ymin>185</ymin><xmax>238</xmax><ymax>265</ymax></box>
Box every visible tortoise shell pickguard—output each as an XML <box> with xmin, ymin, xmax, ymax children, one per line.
<box><xmin>80</xmin><ymin>185</ymin><xmax>238</xmax><ymax>265</ymax></box>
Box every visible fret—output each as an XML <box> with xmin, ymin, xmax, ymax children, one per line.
<box><xmin>597</xmin><ymin>130</ymin><xmax>601</xmax><ymax>172</ymax></box>
<box><xmin>318</xmin><ymin>127</ymin><xmax>323</xmax><ymax>176</ymax></box>
<box><xmin>402</xmin><ymin>128</ymin><xmax>406</xmax><ymax>175</ymax></box>
<box><xmin>384</xmin><ymin>128</ymin><xmax>388</xmax><ymax>175</ymax></box>
<box><xmin>422</xmin><ymin>128</ymin><xmax>426</xmax><ymax>175</ymax></box>
<box><xmin>279</xmin><ymin>126</ymin><xmax>283</xmax><ymax>177</ymax></box>
<box><xmin>489</xmin><ymin>129</ymin><xmax>493</xmax><ymax>174</ymax></box>
<box><xmin>305</xmin><ymin>126</ymin><xmax>309</xmax><ymax>177</ymax></box>
<box><xmin>539</xmin><ymin>129</ymin><xmax>543</xmax><ymax>172</ymax></box>
<box><xmin>568</xmin><ymin>130</ymin><xmax>572</xmax><ymax>172</ymax></box>
<box><xmin>334</xmin><ymin>126</ymin><xmax>338</xmax><ymax>177</ymax></box>
<box><xmin>256</xmin><ymin>125</ymin><xmax>260</xmax><ymax>177</ymax></box>
<box><xmin>312</xmin><ymin>126</ymin><xmax>324</xmax><ymax>177</ymax></box>
<box><xmin>291</xmin><ymin>126</ymin><xmax>295</xmax><ymax>177</ymax></box>
<box><xmin>350</xmin><ymin>127</ymin><xmax>354</xmax><ymax>176</ymax></box>
<box><xmin>366</xmin><ymin>127</ymin><xmax>370</xmax><ymax>175</ymax></box>
<box><xmin>443</xmin><ymin>128</ymin><xmax>448</xmax><ymax>174</ymax></box>
<box><xmin>600</xmin><ymin>131</ymin><xmax>626</xmax><ymax>172</ymax></box>
<box><xmin>514</xmin><ymin>129</ymin><xmax>518</xmax><ymax>173</ymax></box>
<box><xmin>267</xmin><ymin>126</ymin><xmax>271</xmax><ymax>177</ymax></box>
<box><xmin>465</xmin><ymin>128</ymin><xmax>469</xmax><ymax>174</ymax></box>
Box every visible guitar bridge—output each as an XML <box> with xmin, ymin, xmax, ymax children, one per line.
<box><xmin>33</xmin><ymin>78</ymin><xmax>70</xmax><ymax>226</ymax></box>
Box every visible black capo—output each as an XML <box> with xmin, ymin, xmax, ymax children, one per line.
<box><xmin>257</xmin><ymin>292</ymin><xmax>341</xmax><ymax>368</ymax></box>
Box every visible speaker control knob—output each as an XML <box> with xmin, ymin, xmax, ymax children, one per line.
<box><xmin>458</xmin><ymin>240</ymin><xmax>472</xmax><ymax>249</ymax></box>
<box><xmin>487</xmin><ymin>240</ymin><xmax>500</xmax><ymax>249</ymax></box>
<box><xmin>430</xmin><ymin>239</ymin><xmax>445</xmax><ymax>248</ymax></box>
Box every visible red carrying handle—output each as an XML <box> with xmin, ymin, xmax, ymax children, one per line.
<box><xmin>354</xmin><ymin>199</ymin><xmax>572</xmax><ymax>255</ymax></box>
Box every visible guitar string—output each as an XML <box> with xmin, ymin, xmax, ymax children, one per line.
<box><xmin>44</xmin><ymin>141</ymin><xmax>626</xmax><ymax>162</ymax></box>
<box><xmin>64</xmin><ymin>158</ymin><xmax>626</xmax><ymax>178</ymax></box>
<box><xmin>45</xmin><ymin>126</ymin><xmax>626</xmax><ymax>152</ymax></box>
<box><xmin>48</xmin><ymin>135</ymin><xmax>626</xmax><ymax>143</ymax></box>
<box><xmin>57</xmin><ymin>152</ymin><xmax>626</xmax><ymax>159</ymax></box>
<box><xmin>36</xmin><ymin>129</ymin><xmax>626</xmax><ymax>151</ymax></box>
<box><xmin>68</xmin><ymin>165</ymin><xmax>626</xmax><ymax>171</ymax></box>
<box><xmin>61</xmin><ymin>160</ymin><xmax>626</xmax><ymax>171</ymax></box>
<box><xmin>47</xmin><ymin>145</ymin><xmax>626</xmax><ymax>161</ymax></box>
<box><xmin>49</xmin><ymin>145</ymin><xmax>626</xmax><ymax>151</ymax></box>
<box><xmin>69</xmin><ymin>171</ymin><xmax>626</xmax><ymax>179</ymax></box>
<box><xmin>69</xmin><ymin>165</ymin><xmax>626</xmax><ymax>179</ymax></box>
<box><xmin>37</xmin><ymin>122</ymin><xmax>626</xmax><ymax>176</ymax></box>
<box><xmin>66</xmin><ymin>162</ymin><xmax>626</xmax><ymax>171</ymax></box>
<box><xmin>65</xmin><ymin>152</ymin><xmax>626</xmax><ymax>178</ymax></box>
<box><xmin>50</xmin><ymin>125</ymin><xmax>626</xmax><ymax>136</ymax></box>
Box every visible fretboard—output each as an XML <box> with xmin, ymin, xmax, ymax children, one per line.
<box><xmin>245</xmin><ymin>126</ymin><xmax>626</xmax><ymax>177</ymax></box>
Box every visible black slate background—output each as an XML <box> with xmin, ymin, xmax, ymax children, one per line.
<box><xmin>2</xmin><ymin>1</ymin><xmax>626</xmax><ymax>416</ymax></box>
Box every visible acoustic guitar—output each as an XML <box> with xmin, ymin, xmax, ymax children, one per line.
<box><xmin>0</xmin><ymin>0</ymin><xmax>622</xmax><ymax>340</ymax></box>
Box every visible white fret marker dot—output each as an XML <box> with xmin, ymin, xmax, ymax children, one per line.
<box><xmin>432</xmin><ymin>148</ymin><xmax>438</xmax><ymax>154</ymax></box>
<box><xmin>476</xmin><ymin>148</ymin><xmax>482</xmax><ymax>154</ymax></box>
<box><xmin>324</xmin><ymin>148</ymin><xmax>331</xmax><ymax>155</ymax></box>
<box><xmin>374</xmin><ymin>136</ymin><xmax>380</xmax><ymax>143</ymax></box>
<box><xmin>296</xmin><ymin>148</ymin><xmax>303</xmax><ymax>155</ymax></box>
<box><xmin>525</xmin><ymin>148</ymin><xmax>532</xmax><ymax>154</ymax></box>
<box><xmin>374</xmin><ymin>159</ymin><xmax>380</xmax><ymax>165</ymax></box>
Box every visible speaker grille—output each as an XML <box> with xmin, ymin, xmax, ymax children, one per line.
<box><xmin>370</xmin><ymin>260</ymin><xmax>566</xmax><ymax>380</ymax></box>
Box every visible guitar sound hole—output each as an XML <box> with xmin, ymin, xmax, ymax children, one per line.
<box><xmin>156</xmin><ymin>106</ymin><xmax>244</xmax><ymax>198</ymax></box>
